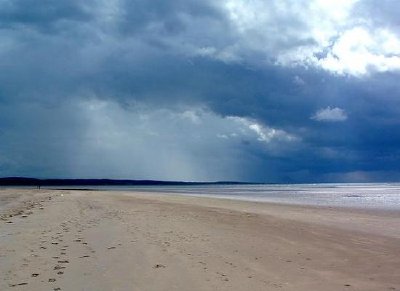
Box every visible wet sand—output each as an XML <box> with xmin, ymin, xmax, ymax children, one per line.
<box><xmin>1</xmin><ymin>188</ymin><xmax>399</xmax><ymax>291</ymax></box>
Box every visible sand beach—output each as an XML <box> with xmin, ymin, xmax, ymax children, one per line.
<box><xmin>1</xmin><ymin>188</ymin><xmax>399</xmax><ymax>290</ymax></box>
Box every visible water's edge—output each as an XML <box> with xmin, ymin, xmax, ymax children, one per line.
<box><xmin>6</xmin><ymin>183</ymin><xmax>399</xmax><ymax>210</ymax></box>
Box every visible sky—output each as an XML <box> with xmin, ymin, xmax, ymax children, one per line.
<box><xmin>0</xmin><ymin>0</ymin><xmax>400</xmax><ymax>183</ymax></box>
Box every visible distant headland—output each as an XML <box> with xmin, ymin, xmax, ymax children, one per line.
<box><xmin>0</xmin><ymin>177</ymin><xmax>257</xmax><ymax>187</ymax></box>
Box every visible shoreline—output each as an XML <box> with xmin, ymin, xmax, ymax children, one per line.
<box><xmin>4</xmin><ymin>183</ymin><xmax>400</xmax><ymax>212</ymax></box>
<box><xmin>1</xmin><ymin>188</ymin><xmax>400</xmax><ymax>290</ymax></box>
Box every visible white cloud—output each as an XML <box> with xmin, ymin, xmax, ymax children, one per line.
<box><xmin>195</xmin><ymin>45</ymin><xmax>242</xmax><ymax>63</ymax></box>
<box><xmin>211</xmin><ymin>0</ymin><xmax>400</xmax><ymax>76</ymax></box>
<box><xmin>317</xmin><ymin>27</ymin><xmax>400</xmax><ymax>75</ymax></box>
<box><xmin>227</xmin><ymin>116</ymin><xmax>298</xmax><ymax>143</ymax></box>
<box><xmin>311</xmin><ymin>106</ymin><xmax>348</xmax><ymax>122</ymax></box>
<box><xmin>220</xmin><ymin>0</ymin><xmax>358</xmax><ymax>64</ymax></box>
<box><xmin>180</xmin><ymin>110</ymin><xmax>202</xmax><ymax>124</ymax></box>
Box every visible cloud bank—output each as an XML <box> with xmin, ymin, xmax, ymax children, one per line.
<box><xmin>1</xmin><ymin>0</ymin><xmax>400</xmax><ymax>182</ymax></box>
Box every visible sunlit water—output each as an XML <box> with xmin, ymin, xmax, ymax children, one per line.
<box><xmin>41</xmin><ymin>183</ymin><xmax>400</xmax><ymax>210</ymax></box>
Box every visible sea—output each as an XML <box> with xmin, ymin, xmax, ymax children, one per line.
<box><xmin>41</xmin><ymin>183</ymin><xmax>400</xmax><ymax>210</ymax></box>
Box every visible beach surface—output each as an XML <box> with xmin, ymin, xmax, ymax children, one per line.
<box><xmin>1</xmin><ymin>188</ymin><xmax>399</xmax><ymax>291</ymax></box>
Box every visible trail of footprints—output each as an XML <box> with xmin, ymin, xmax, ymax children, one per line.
<box><xmin>3</xmin><ymin>196</ymin><xmax>50</xmax><ymax>288</ymax></box>
<box><xmin>4</xmin><ymin>197</ymin><xmax>98</xmax><ymax>290</ymax></box>
<box><xmin>0</xmin><ymin>197</ymin><xmax>47</xmax><ymax>223</ymax></box>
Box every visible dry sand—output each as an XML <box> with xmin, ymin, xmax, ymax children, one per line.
<box><xmin>0</xmin><ymin>188</ymin><xmax>399</xmax><ymax>291</ymax></box>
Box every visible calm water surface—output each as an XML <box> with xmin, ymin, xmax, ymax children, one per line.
<box><xmin>44</xmin><ymin>183</ymin><xmax>400</xmax><ymax>210</ymax></box>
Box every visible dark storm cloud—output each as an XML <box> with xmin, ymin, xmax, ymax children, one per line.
<box><xmin>118</xmin><ymin>0</ymin><xmax>222</xmax><ymax>35</ymax></box>
<box><xmin>0</xmin><ymin>0</ymin><xmax>93</xmax><ymax>32</ymax></box>
<box><xmin>0</xmin><ymin>0</ymin><xmax>400</xmax><ymax>182</ymax></box>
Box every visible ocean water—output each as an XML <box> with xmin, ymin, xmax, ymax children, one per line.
<box><xmin>47</xmin><ymin>183</ymin><xmax>400</xmax><ymax>210</ymax></box>
<box><xmin>5</xmin><ymin>183</ymin><xmax>400</xmax><ymax>210</ymax></box>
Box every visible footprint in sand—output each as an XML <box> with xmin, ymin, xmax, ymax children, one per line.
<box><xmin>48</xmin><ymin>278</ymin><xmax>56</xmax><ymax>282</ymax></box>
<box><xmin>154</xmin><ymin>264</ymin><xmax>166</xmax><ymax>269</ymax></box>
<box><xmin>9</xmin><ymin>282</ymin><xmax>28</xmax><ymax>287</ymax></box>
<box><xmin>54</xmin><ymin>265</ymin><xmax>66</xmax><ymax>270</ymax></box>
